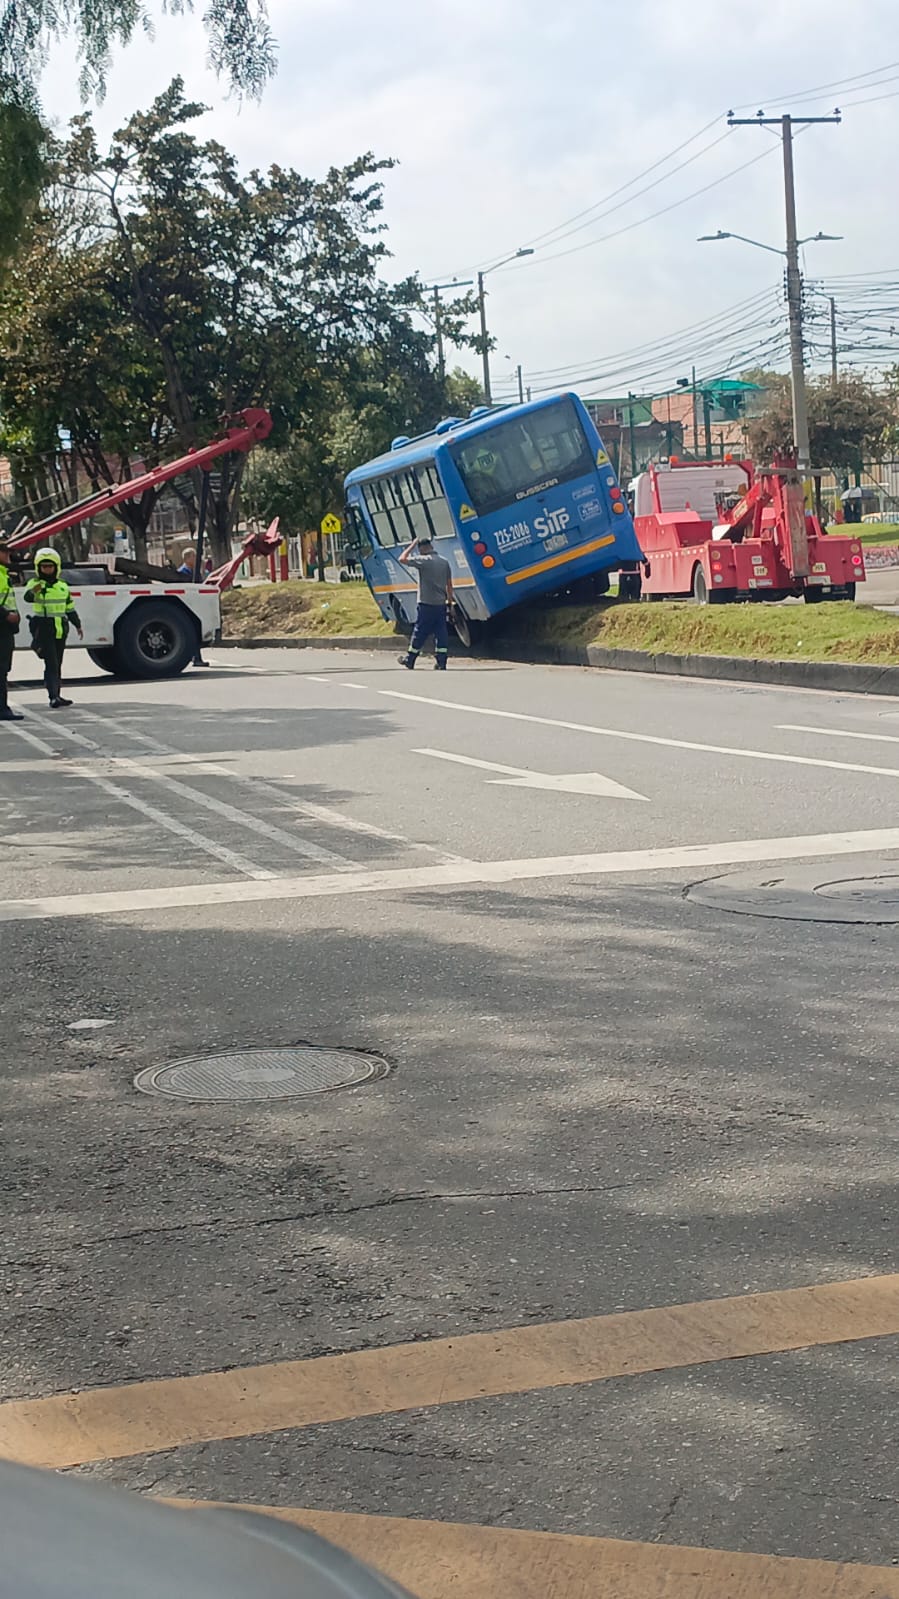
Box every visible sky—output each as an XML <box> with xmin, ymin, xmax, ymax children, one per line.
<box><xmin>39</xmin><ymin>0</ymin><xmax>899</xmax><ymax>402</ymax></box>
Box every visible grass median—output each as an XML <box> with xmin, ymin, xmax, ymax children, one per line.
<box><xmin>223</xmin><ymin>580</ymin><xmax>394</xmax><ymax>638</ymax></box>
<box><xmin>222</xmin><ymin>579</ymin><xmax>899</xmax><ymax>666</ymax></box>
<box><xmin>505</xmin><ymin>599</ymin><xmax>899</xmax><ymax>665</ymax></box>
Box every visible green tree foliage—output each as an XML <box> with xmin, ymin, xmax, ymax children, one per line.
<box><xmin>744</xmin><ymin>372</ymin><xmax>898</xmax><ymax>469</ymax></box>
<box><xmin>0</xmin><ymin>0</ymin><xmax>275</xmax><ymax>99</ymax></box>
<box><xmin>0</xmin><ymin>81</ymin><xmax>474</xmax><ymax>560</ymax></box>
<box><xmin>0</xmin><ymin>91</ymin><xmax>47</xmax><ymax>271</ymax></box>
<box><xmin>0</xmin><ymin>1</ymin><xmax>275</xmax><ymax>265</ymax></box>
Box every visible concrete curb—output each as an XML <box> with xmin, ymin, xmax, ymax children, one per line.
<box><xmin>217</xmin><ymin>633</ymin><xmax>899</xmax><ymax>695</ymax></box>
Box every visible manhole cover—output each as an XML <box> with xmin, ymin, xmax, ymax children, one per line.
<box><xmin>686</xmin><ymin>866</ymin><xmax>899</xmax><ymax>924</ymax></box>
<box><xmin>134</xmin><ymin>1047</ymin><xmax>389</xmax><ymax>1102</ymax></box>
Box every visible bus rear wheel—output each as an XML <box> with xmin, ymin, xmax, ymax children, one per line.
<box><xmin>451</xmin><ymin>610</ymin><xmax>482</xmax><ymax>650</ymax></box>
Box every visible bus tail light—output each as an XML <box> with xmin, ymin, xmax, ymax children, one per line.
<box><xmin>482</xmin><ymin>555</ymin><xmax>496</xmax><ymax>569</ymax></box>
<box><xmin>473</xmin><ymin>541</ymin><xmax>487</xmax><ymax>555</ymax></box>
<box><xmin>612</xmin><ymin>501</ymin><xmax>625</xmax><ymax>514</ymax></box>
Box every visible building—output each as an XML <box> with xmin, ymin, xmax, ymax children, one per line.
<box><xmin>584</xmin><ymin>380</ymin><xmax>763</xmax><ymax>477</ymax></box>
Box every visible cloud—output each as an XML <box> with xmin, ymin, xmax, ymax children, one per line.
<box><xmin>38</xmin><ymin>0</ymin><xmax>899</xmax><ymax>395</ymax></box>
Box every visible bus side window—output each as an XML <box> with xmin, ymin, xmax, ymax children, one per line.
<box><xmin>401</xmin><ymin>470</ymin><xmax>431</xmax><ymax>539</ymax></box>
<box><xmin>420</xmin><ymin>465</ymin><xmax>455</xmax><ymax>539</ymax></box>
<box><xmin>364</xmin><ymin>482</ymin><xmax>397</xmax><ymax>546</ymax></box>
<box><xmin>381</xmin><ymin>476</ymin><xmax>412</xmax><ymax>544</ymax></box>
<box><xmin>345</xmin><ymin>503</ymin><xmax>372</xmax><ymax>558</ymax></box>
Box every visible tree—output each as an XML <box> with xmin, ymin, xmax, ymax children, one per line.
<box><xmin>0</xmin><ymin>1</ymin><xmax>276</xmax><ymax>267</ymax></box>
<box><xmin>1</xmin><ymin>0</ymin><xmax>275</xmax><ymax>99</ymax></box>
<box><xmin>0</xmin><ymin>81</ymin><xmax>465</xmax><ymax>562</ymax></box>
<box><xmin>0</xmin><ymin>185</ymin><xmax>170</xmax><ymax>559</ymax></box>
<box><xmin>744</xmin><ymin>372</ymin><xmax>898</xmax><ymax>470</ymax></box>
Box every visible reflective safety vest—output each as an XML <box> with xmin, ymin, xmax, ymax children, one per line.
<box><xmin>0</xmin><ymin>564</ymin><xmax>16</xmax><ymax>613</ymax></box>
<box><xmin>25</xmin><ymin>578</ymin><xmax>76</xmax><ymax>638</ymax></box>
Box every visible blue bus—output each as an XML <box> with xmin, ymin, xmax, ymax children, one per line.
<box><xmin>343</xmin><ymin>392</ymin><xmax>642</xmax><ymax>645</ymax></box>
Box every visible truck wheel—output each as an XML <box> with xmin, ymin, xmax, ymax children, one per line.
<box><xmin>116</xmin><ymin>602</ymin><xmax>197</xmax><ymax>678</ymax></box>
<box><xmin>803</xmin><ymin>587</ymin><xmax>825</xmax><ymax>604</ymax></box>
<box><xmin>87</xmin><ymin>646</ymin><xmax>126</xmax><ymax>676</ymax></box>
<box><xmin>618</xmin><ymin>572</ymin><xmax>642</xmax><ymax>601</ymax></box>
<box><xmin>692</xmin><ymin>566</ymin><xmax>711</xmax><ymax>604</ymax></box>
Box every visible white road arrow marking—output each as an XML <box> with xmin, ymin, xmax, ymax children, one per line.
<box><xmin>414</xmin><ymin>748</ymin><xmax>649</xmax><ymax>800</ymax></box>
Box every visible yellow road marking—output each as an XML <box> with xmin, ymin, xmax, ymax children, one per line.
<box><xmin>179</xmin><ymin>1504</ymin><xmax>899</xmax><ymax>1598</ymax></box>
<box><xmin>1</xmin><ymin>1275</ymin><xmax>897</xmax><ymax>1470</ymax></box>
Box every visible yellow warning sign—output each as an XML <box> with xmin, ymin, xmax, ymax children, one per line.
<box><xmin>321</xmin><ymin>512</ymin><xmax>343</xmax><ymax>535</ymax></box>
<box><xmin>596</xmin><ymin>449</ymin><xmax>609</xmax><ymax>466</ymax></box>
<box><xmin>459</xmin><ymin>503</ymin><xmax>476</xmax><ymax>521</ymax></box>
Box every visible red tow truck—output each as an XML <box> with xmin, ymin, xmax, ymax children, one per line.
<box><xmin>621</xmin><ymin>456</ymin><xmax>865</xmax><ymax>604</ymax></box>
<box><xmin>5</xmin><ymin>409</ymin><xmax>280</xmax><ymax>677</ymax></box>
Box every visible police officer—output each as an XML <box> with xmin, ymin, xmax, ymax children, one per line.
<box><xmin>23</xmin><ymin>547</ymin><xmax>83</xmax><ymax>708</ymax></box>
<box><xmin>0</xmin><ymin>538</ymin><xmax>23</xmax><ymax>721</ymax></box>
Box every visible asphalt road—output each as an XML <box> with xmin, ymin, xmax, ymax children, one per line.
<box><xmin>1</xmin><ymin>647</ymin><xmax>897</xmax><ymax>1597</ymax></box>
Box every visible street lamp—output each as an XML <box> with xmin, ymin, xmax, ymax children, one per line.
<box><xmin>698</xmin><ymin>229</ymin><xmax>841</xmax><ymax>471</ymax></box>
<box><xmin>477</xmin><ymin>248</ymin><xmax>534</xmax><ymax>403</ymax></box>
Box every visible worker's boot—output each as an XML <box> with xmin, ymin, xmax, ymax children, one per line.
<box><xmin>434</xmin><ymin>651</ymin><xmax>448</xmax><ymax>670</ymax></box>
<box><xmin>49</xmin><ymin>697</ymin><xmax>73</xmax><ymax>709</ymax></box>
<box><xmin>398</xmin><ymin>651</ymin><xmax>418</xmax><ymax>670</ymax></box>
<box><xmin>0</xmin><ymin>706</ymin><xmax>23</xmax><ymax>721</ymax></box>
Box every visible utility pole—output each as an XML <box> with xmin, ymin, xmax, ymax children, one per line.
<box><xmin>433</xmin><ymin>285</ymin><xmax>445</xmax><ymax>384</ymax></box>
<box><xmin>830</xmin><ymin>296</ymin><xmax>838</xmax><ymax>383</ymax></box>
<box><xmin>477</xmin><ymin>272</ymin><xmax>491</xmax><ymax>403</ymax></box>
<box><xmin>727</xmin><ymin>109</ymin><xmax>841</xmax><ymax>474</ymax></box>
<box><xmin>425</xmin><ymin>278</ymin><xmax>474</xmax><ymax>389</ymax></box>
<box><xmin>691</xmin><ymin>366</ymin><xmax>698</xmax><ymax>455</ymax></box>
<box><xmin>516</xmin><ymin>363</ymin><xmax>524</xmax><ymax>404</ymax></box>
<box><xmin>703</xmin><ymin>390</ymin><xmax>713</xmax><ymax>457</ymax></box>
<box><xmin>627</xmin><ymin>393</ymin><xmax>637</xmax><ymax>478</ymax></box>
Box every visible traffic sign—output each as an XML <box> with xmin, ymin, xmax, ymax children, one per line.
<box><xmin>321</xmin><ymin>513</ymin><xmax>342</xmax><ymax>535</ymax></box>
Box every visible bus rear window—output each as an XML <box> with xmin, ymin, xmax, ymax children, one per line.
<box><xmin>449</xmin><ymin>399</ymin><xmax>595</xmax><ymax>516</ymax></box>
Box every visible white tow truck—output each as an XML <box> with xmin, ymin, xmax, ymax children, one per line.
<box><xmin>7</xmin><ymin>409</ymin><xmax>277</xmax><ymax>678</ymax></box>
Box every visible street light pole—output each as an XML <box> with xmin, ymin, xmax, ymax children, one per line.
<box><xmin>476</xmin><ymin>248</ymin><xmax>534</xmax><ymax>404</ymax></box>
<box><xmin>516</xmin><ymin>363</ymin><xmax>524</xmax><ymax>404</ymax></box>
<box><xmin>725</xmin><ymin>108</ymin><xmax>841</xmax><ymax>474</ymax></box>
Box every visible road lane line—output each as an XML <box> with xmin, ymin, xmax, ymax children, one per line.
<box><xmin>780</xmin><ymin>722</ymin><xmax>899</xmax><ymax>745</ymax></box>
<box><xmin>2</xmin><ymin>825</ymin><xmax>899</xmax><ymax>922</ymax></box>
<box><xmin>3</xmin><ymin>723</ymin><xmax>276</xmax><ymax>882</ymax></box>
<box><xmin>68</xmin><ymin>706</ymin><xmax>469</xmax><ymax>866</ymax></box>
<box><xmin>27</xmin><ymin>711</ymin><xmax>355</xmax><ymax>873</ymax></box>
<box><xmin>1</xmin><ymin>1274</ymin><xmax>895</xmax><ymax>1469</ymax></box>
<box><xmin>375</xmin><ymin>687</ymin><xmax>899</xmax><ymax>780</ymax></box>
<box><xmin>178</xmin><ymin>1504</ymin><xmax>899</xmax><ymax>1599</ymax></box>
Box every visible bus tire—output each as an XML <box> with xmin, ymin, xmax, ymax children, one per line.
<box><xmin>451</xmin><ymin>609</ymin><xmax>475</xmax><ymax>649</ymax></box>
<box><xmin>87</xmin><ymin>646</ymin><xmax>126</xmax><ymax>676</ymax></box>
<box><xmin>618</xmin><ymin>572</ymin><xmax>641</xmax><ymax>601</ymax></box>
<box><xmin>115</xmin><ymin>601</ymin><xmax>198</xmax><ymax>678</ymax></box>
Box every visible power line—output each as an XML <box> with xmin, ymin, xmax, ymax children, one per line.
<box><xmin>523</xmin><ymin>285</ymin><xmax>779</xmax><ymax>379</ymax></box>
<box><xmin>499</xmin><ymin>143</ymin><xmax>778</xmax><ymax>269</ymax></box>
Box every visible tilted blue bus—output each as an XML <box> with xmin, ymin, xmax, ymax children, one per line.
<box><xmin>343</xmin><ymin>392</ymin><xmax>642</xmax><ymax>644</ymax></box>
